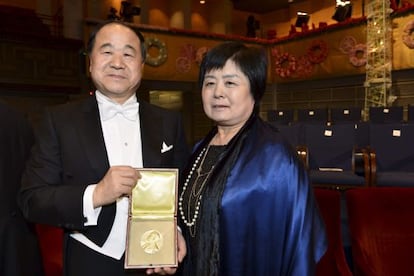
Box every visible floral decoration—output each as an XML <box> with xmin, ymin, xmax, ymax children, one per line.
<box><xmin>348</xmin><ymin>43</ymin><xmax>367</xmax><ymax>67</ymax></box>
<box><xmin>306</xmin><ymin>39</ymin><xmax>329</xmax><ymax>64</ymax></box>
<box><xmin>294</xmin><ymin>55</ymin><xmax>314</xmax><ymax>78</ymax></box>
<box><xmin>273</xmin><ymin>51</ymin><xmax>297</xmax><ymax>78</ymax></box>
<box><xmin>195</xmin><ymin>46</ymin><xmax>210</xmax><ymax>65</ymax></box>
<box><xmin>175</xmin><ymin>56</ymin><xmax>192</xmax><ymax>73</ymax></box>
<box><xmin>175</xmin><ymin>44</ymin><xmax>196</xmax><ymax>73</ymax></box>
<box><xmin>179</xmin><ymin>44</ymin><xmax>196</xmax><ymax>61</ymax></box>
<box><xmin>145</xmin><ymin>37</ymin><xmax>168</xmax><ymax>67</ymax></box>
<box><xmin>175</xmin><ymin>44</ymin><xmax>210</xmax><ymax>73</ymax></box>
<box><xmin>339</xmin><ymin>36</ymin><xmax>357</xmax><ymax>54</ymax></box>
<box><xmin>402</xmin><ymin>20</ymin><xmax>414</xmax><ymax>49</ymax></box>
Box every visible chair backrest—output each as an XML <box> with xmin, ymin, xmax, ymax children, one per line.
<box><xmin>354</xmin><ymin>121</ymin><xmax>370</xmax><ymax>148</ymax></box>
<box><xmin>314</xmin><ymin>188</ymin><xmax>352</xmax><ymax>276</ymax></box>
<box><xmin>267</xmin><ymin>109</ymin><xmax>294</xmax><ymax>125</ymax></box>
<box><xmin>369</xmin><ymin>123</ymin><xmax>414</xmax><ymax>172</ymax></box>
<box><xmin>408</xmin><ymin>104</ymin><xmax>414</xmax><ymax>123</ymax></box>
<box><xmin>303</xmin><ymin>123</ymin><xmax>357</xmax><ymax>171</ymax></box>
<box><xmin>369</xmin><ymin>106</ymin><xmax>404</xmax><ymax>123</ymax></box>
<box><xmin>297</xmin><ymin>108</ymin><xmax>328</xmax><ymax>124</ymax></box>
<box><xmin>346</xmin><ymin>187</ymin><xmax>414</xmax><ymax>276</ymax></box>
<box><xmin>330</xmin><ymin>107</ymin><xmax>362</xmax><ymax>124</ymax></box>
<box><xmin>35</xmin><ymin>224</ymin><xmax>63</xmax><ymax>276</ymax></box>
<box><xmin>273</xmin><ymin>123</ymin><xmax>303</xmax><ymax>149</ymax></box>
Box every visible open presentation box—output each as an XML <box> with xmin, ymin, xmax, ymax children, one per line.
<box><xmin>125</xmin><ymin>168</ymin><xmax>178</xmax><ymax>269</ymax></box>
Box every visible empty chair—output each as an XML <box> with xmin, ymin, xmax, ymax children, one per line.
<box><xmin>330</xmin><ymin>107</ymin><xmax>362</xmax><ymax>124</ymax></box>
<box><xmin>368</xmin><ymin>106</ymin><xmax>403</xmax><ymax>123</ymax></box>
<box><xmin>314</xmin><ymin>188</ymin><xmax>352</xmax><ymax>276</ymax></box>
<box><xmin>297</xmin><ymin>108</ymin><xmax>329</xmax><ymax>124</ymax></box>
<box><xmin>270</xmin><ymin>123</ymin><xmax>308</xmax><ymax>165</ymax></box>
<box><xmin>301</xmin><ymin>123</ymin><xmax>370</xmax><ymax>189</ymax></box>
<box><xmin>354</xmin><ymin>121</ymin><xmax>370</xmax><ymax>149</ymax></box>
<box><xmin>346</xmin><ymin>187</ymin><xmax>414</xmax><ymax>276</ymax></box>
<box><xmin>267</xmin><ymin>109</ymin><xmax>294</xmax><ymax>125</ymax></box>
<box><xmin>368</xmin><ymin>123</ymin><xmax>414</xmax><ymax>187</ymax></box>
<box><xmin>273</xmin><ymin>123</ymin><xmax>303</xmax><ymax>148</ymax></box>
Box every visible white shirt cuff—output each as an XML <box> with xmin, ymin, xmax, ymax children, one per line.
<box><xmin>83</xmin><ymin>184</ymin><xmax>102</xmax><ymax>226</ymax></box>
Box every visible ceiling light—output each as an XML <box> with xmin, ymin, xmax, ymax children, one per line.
<box><xmin>332</xmin><ymin>1</ymin><xmax>352</xmax><ymax>22</ymax></box>
<box><xmin>295</xmin><ymin>11</ymin><xmax>310</xmax><ymax>28</ymax></box>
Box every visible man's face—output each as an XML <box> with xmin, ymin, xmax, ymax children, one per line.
<box><xmin>89</xmin><ymin>23</ymin><xmax>144</xmax><ymax>104</ymax></box>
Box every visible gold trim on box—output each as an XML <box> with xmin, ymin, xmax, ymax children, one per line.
<box><xmin>125</xmin><ymin>168</ymin><xmax>178</xmax><ymax>269</ymax></box>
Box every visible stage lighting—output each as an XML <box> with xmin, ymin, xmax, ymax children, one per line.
<box><xmin>295</xmin><ymin>11</ymin><xmax>310</xmax><ymax>28</ymax></box>
<box><xmin>120</xmin><ymin>0</ymin><xmax>141</xmax><ymax>22</ymax></box>
<box><xmin>332</xmin><ymin>1</ymin><xmax>352</xmax><ymax>22</ymax></box>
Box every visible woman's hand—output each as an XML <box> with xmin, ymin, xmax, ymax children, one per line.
<box><xmin>145</xmin><ymin>230</ymin><xmax>187</xmax><ymax>275</ymax></box>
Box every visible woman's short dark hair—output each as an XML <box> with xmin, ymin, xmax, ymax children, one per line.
<box><xmin>198</xmin><ymin>41</ymin><xmax>268</xmax><ymax>111</ymax></box>
<box><xmin>86</xmin><ymin>21</ymin><xmax>146</xmax><ymax>63</ymax></box>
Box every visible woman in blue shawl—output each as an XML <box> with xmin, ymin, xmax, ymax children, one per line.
<box><xmin>178</xmin><ymin>41</ymin><xmax>327</xmax><ymax>276</ymax></box>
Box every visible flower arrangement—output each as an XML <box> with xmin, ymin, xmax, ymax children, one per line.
<box><xmin>195</xmin><ymin>47</ymin><xmax>210</xmax><ymax>65</ymax></box>
<box><xmin>145</xmin><ymin>37</ymin><xmax>168</xmax><ymax>67</ymax></box>
<box><xmin>348</xmin><ymin>43</ymin><xmax>367</xmax><ymax>67</ymax></box>
<box><xmin>295</xmin><ymin>55</ymin><xmax>314</xmax><ymax>78</ymax></box>
<box><xmin>339</xmin><ymin>36</ymin><xmax>357</xmax><ymax>54</ymax></box>
<box><xmin>306</xmin><ymin>40</ymin><xmax>329</xmax><ymax>64</ymax></box>
<box><xmin>402</xmin><ymin>20</ymin><xmax>414</xmax><ymax>49</ymax></box>
<box><xmin>273</xmin><ymin>51</ymin><xmax>297</xmax><ymax>78</ymax></box>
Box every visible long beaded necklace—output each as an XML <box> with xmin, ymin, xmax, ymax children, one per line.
<box><xmin>178</xmin><ymin>145</ymin><xmax>215</xmax><ymax>237</ymax></box>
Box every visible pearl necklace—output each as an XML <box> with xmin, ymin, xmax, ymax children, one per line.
<box><xmin>178</xmin><ymin>145</ymin><xmax>214</xmax><ymax>235</ymax></box>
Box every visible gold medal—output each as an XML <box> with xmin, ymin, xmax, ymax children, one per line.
<box><xmin>140</xmin><ymin>230</ymin><xmax>163</xmax><ymax>254</ymax></box>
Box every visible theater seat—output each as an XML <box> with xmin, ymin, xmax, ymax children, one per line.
<box><xmin>346</xmin><ymin>187</ymin><xmax>414</xmax><ymax>276</ymax></box>
<box><xmin>368</xmin><ymin>123</ymin><xmax>414</xmax><ymax>187</ymax></box>
<box><xmin>267</xmin><ymin>109</ymin><xmax>294</xmax><ymax>125</ymax></box>
<box><xmin>314</xmin><ymin>188</ymin><xmax>352</xmax><ymax>276</ymax></box>
<box><xmin>297</xmin><ymin>108</ymin><xmax>328</xmax><ymax>124</ymax></box>
<box><xmin>35</xmin><ymin>224</ymin><xmax>63</xmax><ymax>276</ymax></box>
<box><xmin>330</xmin><ymin>107</ymin><xmax>362</xmax><ymax>124</ymax></box>
<box><xmin>301</xmin><ymin>123</ymin><xmax>370</xmax><ymax>189</ymax></box>
<box><xmin>368</xmin><ymin>106</ymin><xmax>403</xmax><ymax>124</ymax></box>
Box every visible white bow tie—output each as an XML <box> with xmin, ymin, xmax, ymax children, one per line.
<box><xmin>100</xmin><ymin>101</ymin><xmax>138</xmax><ymax>121</ymax></box>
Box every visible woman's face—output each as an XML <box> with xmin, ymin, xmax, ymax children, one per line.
<box><xmin>201</xmin><ymin>59</ymin><xmax>255</xmax><ymax>128</ymax></box>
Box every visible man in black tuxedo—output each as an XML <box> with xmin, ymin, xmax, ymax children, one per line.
<box><xmin>0</xmin><ymin>103</ymin><xmax>43</xmax><ymax>276</ymax></box>
<box><xmin>19</xmin><ymin>21</ymin><xmax>189</xmax><ymax>275</ymax></box>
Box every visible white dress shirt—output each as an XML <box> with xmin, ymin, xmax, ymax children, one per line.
<box><xmin>70</xmin><ymin>90</ymin><xmax>143</xmax><ymax>260</ymax></box>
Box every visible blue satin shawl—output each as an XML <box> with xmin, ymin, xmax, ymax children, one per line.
<box><xmin>218</xmin><ymin>120</ymin><xmax>326</xmax><ymax>275</ymax></box>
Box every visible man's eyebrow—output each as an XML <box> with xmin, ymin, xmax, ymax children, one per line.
<box><xmin>97</xmin><ymin>43</ymin><xmax>137</xmax><ymax>53</ymax></box>
<box><xmin>124</xmin><ymin>44</ymin><xmax>137</xmax><ymax>52</ymax></box>
<box><xmin>98</xmin><ymin>43</ymin><xmax>113</xmax><ymax>49</ymax></box>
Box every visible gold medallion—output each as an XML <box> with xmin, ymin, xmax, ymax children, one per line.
<box><xmin>140</xmin><ymin>230</ymin><xmax>163</xmax><ymax>254</ymax></box>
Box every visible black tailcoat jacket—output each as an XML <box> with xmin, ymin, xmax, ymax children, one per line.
<box><xmin>0</xmin><ymin>103</ymin><xmax>43</xmax><ymax>276</ymax></box>
<box><xmin>19</xmin><ymin>95</ymin><xmax>189</xmax><ymax>275</ymax></box>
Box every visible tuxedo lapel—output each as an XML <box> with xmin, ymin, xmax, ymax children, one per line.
<box><xmin>76</xmin><ymin>96</ymin><xmax>115</xmax><ymax>246</ymax></box>
<box><xmin>140</xmin><ymin>102</ymin><xmax>162</xmax><ymax>167</ymax></box>
<box><xmin>77</xmin><ymin>97</ymin><xmax>109</xmax><ymax>176</ymax></box>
